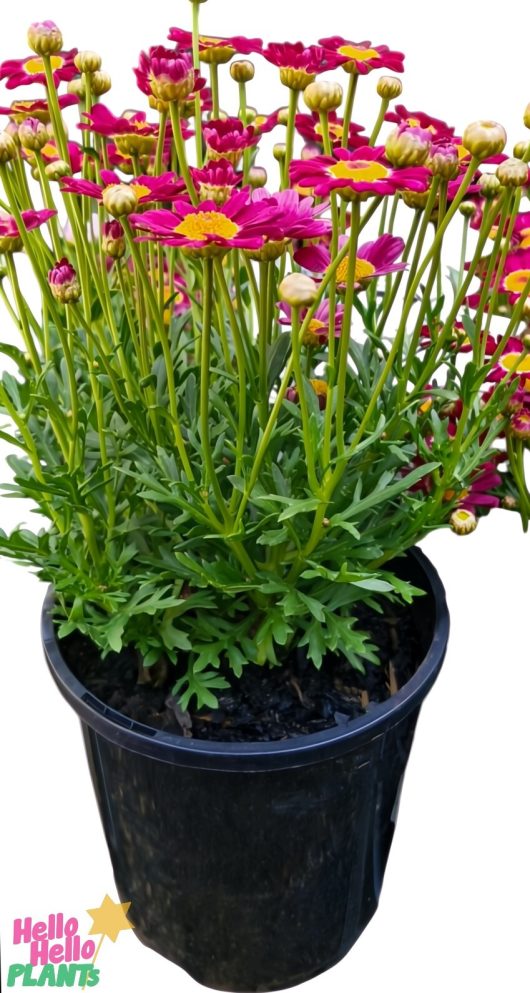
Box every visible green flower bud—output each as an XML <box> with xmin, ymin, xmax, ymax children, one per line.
<box><xmin>278</xmin><ymin>273</ymin><xmax>318</xmax><ymax>308</ymax></box>
<box><xmin>0</xmin><ymin>131</ymin><xmax>18</xmax><ymax>163</ymax></box>
<box><xmin>74</xmin><ymin>51</ymin><xmax>102</xmax><ymax>73</ymax></box>
<box><xmin>303</xmin><ymin>81</ymin><xmax>343</xmax><ymax>113</ymax></box>
<box><xmin>377</xmin><ymin>75</ymin><xmax>402</xmax><ymax>100</ymax></box>
<box><xmin>462</xmin><ymin>120</ymin><xmax>507</xmax><ymax>161</ymax></box>
<box><xmin>102</xmin><ymin>184</ymin><xmax>138</xmax><ymax>217</ymax></box>
<box><xmin>496</xmin><ymin>157</ymin><xmax>529</xmax><ymax>187</ymax></box>
<box><xmin>27</xmin><ymin>21</ymin><xmax>63</xmax><ymax>56</ymax></box>
<box><xmin>230</xmin><ymin>60</ymin><xmax>255</xmax><ymax>83</ymax></box>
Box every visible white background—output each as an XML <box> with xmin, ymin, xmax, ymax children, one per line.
<box><xmin>1</xmin><ymin>2</ymin><xmax>530</xmax><ymax>991</ymax></box>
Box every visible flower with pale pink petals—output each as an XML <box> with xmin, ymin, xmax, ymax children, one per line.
<box><xmin>290</xmin><ymin>145</ymin><xmax>431</xmax><ymax>200</ymax></box>
<box><xmin>0</xmin><ymin>49</ymin><xmax>78</xmax><ymax>89</ymax></box>
<box><xmin>319</xmin><ymin>36</ymin><xmax>405</xmax><ymax>75</ymax></box>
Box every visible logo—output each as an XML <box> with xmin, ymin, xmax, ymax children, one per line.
<box><xmin>6</xmin><ymin>895</ymin><xmax>134</xmax><ymax>988</ymax></box>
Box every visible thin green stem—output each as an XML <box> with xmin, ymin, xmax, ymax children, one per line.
<box><xmin>341</xmin><ymin>74</ymin><xmax>359</xmax><ymax>149</ymax></box>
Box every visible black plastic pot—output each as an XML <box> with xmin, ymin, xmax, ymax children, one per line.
<box><xmin>42</xmin><ymin>547</ymin><xmax>449</xmax><ymax>992</ymax></box>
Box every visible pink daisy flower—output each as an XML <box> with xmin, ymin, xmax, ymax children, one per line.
<box><xmin>0</xmin><ymin>49</ymin><xmax>78</xmax><ymax>89</ymax></box>
<box><xmin>295</xmin><ymin>232</ymin><xmax>406</xmax><ymax>287</ymax></box>
<box><xmin>385</xmin><ymin>105</ymin><xmax>454</xmax><ymax>141</ymax></box>
<box><xmin>250</xmin><ymin>188</ymin><xmax>331</xmax><ymax>241</ymax></box>
<box><xmin>295</xmin><ymin>111</ymin><xmax>367</xmax><ymax>150</ymax></box>
<box><xmin>0</xmin><ymin>94</ymin><xmax>78</xmax><ymax>123</ymax></box>
<box><xmin>497</xmin><ymin>249</ymin><xmax>530</xmax><ymax>305</ymax></box>
<box><xmin>168</xmin><ymin>26</ymin><xmax>263</xmax><ymax>62</ymax></box>
<box><xmin>290</xmin><ymin>146</ymin><xmax>431</xmax><ymax>200</ymax></box>
<box><xmin>190</xmin><ymin>160</ymin><xmax>241</xmax><ymax>203</ymax></box>
<box><xmin>488</xmin><ymin>338</ymin><xmax>530</xmax><ymax>392</ymax></box>
<box><xmin>79</xmin><ymin>105</ymin><xmax>160</xmax><ymax>155</ymax></box>
<box><xmin>278</xmin><ymin>298</ymin><xmax>345</xmax><ymax>347</ymax></box>
<box><xmin>129</xmin><ymin>189</ymin><xmax>285</xmax><ymax>256</ymax></box>
<box><xmin>22</xmin><ymin>139</ymin><xmax>83</xmax><ymax>175</ymax></box>
<box><xmin>0</xmin><ymin>208</ymin><xmax>56</xmax><ymax>252</ymax></box>
<box><xmin>319</xmin><ymin>36</ymin><xmax>405</xmax><ymax>75</ymax></box>
<box><xmin>203</xmin><ymin>117</ymin><xmax>261</xmax><ymax>166</ymax></box>
<box><xmin>262</xmin><ymin>42</ymin><xmax>343</xmax><ymax>89</ymax></box>
<box><xmin>60</xmin><ymin>169</ymin><xmax>186</xmax><ymax>205</ymax></box>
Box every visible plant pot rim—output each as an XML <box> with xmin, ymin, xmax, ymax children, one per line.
<box><xmin>41</xmin><ymin>546</ymin><xmax>449</xmax><ymax>772</ymax></box>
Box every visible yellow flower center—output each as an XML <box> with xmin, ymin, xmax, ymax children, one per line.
<box><xmin>329</xmin><ymin>159</ymin><xmax>389</xmax><ymax>183</ymax></box>
<box><xmin>316</xmin><ymin>121</ymin><xmax>343</xmax><ymax>140</ymax></box>
<box><xmin>504</xmin><ymin>269</ymin><xmax>530</xmax><ymax>294</ymax></box>
<box><xmin>24</xmin><ymin>55</ymin><xmax>63</xmax><ymax>74</ymax></box>
<box><xmin>41</xmin><ymin>142</ymin><xmax>58</xmax><ymax>159</ymax></box>
<box><xmin>335</xmin><ymin>255</ymin><xmax>376</xmax><ymax>283</ymax></box>
<box><xmin>309</xmin><ymin>379</ymin><xmax>329</xmax><ymax>398</ymax></box>
<box><xmin>499</xmin><ymin>351</ymin><xmax>530</xmax><ymax>374</ymax></box>
<box><xmin>131</xmin><ymin>183</ymin><xmax>151</xmax><ymax>200</ymax></box>
<box><xmin>174</xmin><ymin>210</ymin><xmax>239</xmax><ymax>241</ymax></box>
<box><xmin>519</xmin><ymin>228</ymin><xmax>530</xmax><ymax>249</ymax></box>
<box><xmin>337</xmin><ymin>45</ymin><xmax>379</xmax><ymax>61</ymax></box>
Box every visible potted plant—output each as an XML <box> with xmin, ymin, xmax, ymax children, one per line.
<box><xmin>0</xmin><ymin>5</ymin><xmax>529</xmax><ymax>990</ymax></box>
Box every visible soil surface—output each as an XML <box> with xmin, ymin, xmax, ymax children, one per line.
<box><xmin>59</xmin><ymin>600</ymin><xmax>424</xmax><ymax>742</ymax></box>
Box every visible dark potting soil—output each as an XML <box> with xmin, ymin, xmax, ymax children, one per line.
<box><xmin>59</xmin><ymin>601</ymin><xmax>423</xmax><ymax>742</ymax></box>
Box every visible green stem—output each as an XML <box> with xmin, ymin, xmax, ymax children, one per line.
<box><xmin>191</xmin><ymin>0</ymin><xmax>203</xmax><ymax>165</ymax></box>
<box><xmin>201</xmin><ymin>258</ymin><xmax>230</xmax><ymax>525</ymax></box>
<box><xmin>335</xmin><ymin>201</ymin><xmax>360</xmax><ymax>457</ymax></box>
<box><xmin>290</xmin><ymin>307</ymin><xmax>319</xmax><ymax>494</ymax></box>
<box><xmin>169</xmin><ymin>102</ymin><xmax>197</xmax><ymax>203</ymax></box>
<box><xmin>369</xmin><ymin>97</ymin><xmax>389</xmax><ymax>145</ymax></box>
<box><xmin>210</xmin><ymin>63</ymin><xmax>220</xmax><ymax>118</ymax></box>
<box><xmin>282</xmin><ymin>88</ymin><xmax>298</xmax><ymax>189</ymax></box>
<box><xmin>341</xmin><ymin>74</ymin><xmax>359</xmax><ymax>149</ymax></box>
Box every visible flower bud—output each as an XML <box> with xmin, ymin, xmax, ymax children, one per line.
<box><xmin>45</xmin><ymin>159</ymin><xmax>71</xmax><ymax>181</ymax></box>
<box><xmin>496</xmin><ymin>157</ymin><xmax>529</xmax><ymax>187</ymax></box>
<box><xmin>248</xmin><ymin>166</ymin><xmax>267</xmax><ymax>188</ymax></box>
<box><xmin>273</xmin><ymin>143</ymin><xmax>286</xmax><ymax>162</ymax></box>
<box><xmin>0</xmin><ymin>131</ymin><xmax>18</xmax><ymax>163</ymax></box>
<box><xmin>74</xmin><ymin>51</ymin><xmax>102</xmax><ymax>74</ymax></box>
<box><xmin>91</xmin><ymin>71</ymin><xmax>112</xmax><ymax>97</ymax></box>
<box><xmin>402</xmin><ymin>189</ymin><xmax>430</xmax><ymax>210</ymax></box>
<box><xmin>279</xmin><ymin>67</ymin><xmax>316</xmax><ymax>91</ymax></box>
<box><xmin>478</xmin><ymin>172</ymin><xmax>501</xmax><ymax>199</ymax></box>
<box><xmin>510</xmin><ymin>410</ymin><xmax>530</xmax><ymax>440</ymax></box>
<box><xmin>429</xmin><ymin>142</ymin><xmax>460</xmax><ymax>180</ymax></box>
<box><xmin>276</xmin><ymin>107</ymin><xmax>289</xmax><ymax>126</ymax></box>
<box><xmin>102</xmin><ymin>220</ymin><xmax>126</xmax><ymax>258</ymax></box>
<box><xmin>246</xmin><ymin>239</ymin><xmax>289</xmax><ymax>262</ymax></box>
<box><xmin>102</xmin><ymin>184</ymin><xmax>138</xmax><ymax>217</ymax></box>
<box><xmin>521</xmin><ymin>329</ymin><xmax>530</xmax><ymax>350</ymax></box>
<box><xmin>230</xmin><ymin>60</ymin><xmax>255</xmax><ymax>83</ymax></box>
<box><xmin>279</xmin><ymin>273</ymin><xmax>318</xmax><ymax>308</ymax></box>
<box><xmin>27</xmin><ymin>21</ymin><xmax>63</xmax><ymax>56</ymax></box>
<box><xmin>513</xmin><ymin>140</ymin><xmax>530</xmax><ymax>160</ymax></box>
<box><xmin>0</xmin><ymin>233</ymin><xmax>23</xmax><ymax>254</ymax></box>
<box><xmin>48</xmin><ymin>258</ymin><xmax>81</xmax><ymax>303</ymax></box>
<box><xmin>524</xmin><ymin>103</ymin><xmax>530</xmax><ymax>129</ymax></box>
<box><xmin>462</xmin><ymin>120</ymin><xmax>507</xmax><ymax>161</ymax></box>
<box><xmin>459</xmin><ymin>201</ymin><xmax>476</xmax><ymax>218</ymax></box>
<box><xmin>450</xmin><ymin>508</ymin><xmax>477</xmax><ymax>535</ymax></box>
<box><xmin>4</xmin><ymin>121</ymin><xmax>21</xmax><ymax>145</ymax></box>
<box><xmin>385</xmin><ymin>125</ymin><xmax>431</xmax><ymax>167</ymax></box>
<box><xmin>67</xmin><ymin>79</ymin><xmax>86</xmax><ymax>99</ymax></box>
<box><xmin>377</xmin><ymin>75</ymin><xmax>402</xmax><ymax>100</ymax></box>
<box><xmin>18</xmin><ymin>117</ymin><xmax>49</xmax><ymax>151</ymax></box>
<box><xmin>303</xmin><ymin>80</ymin><xmax>343</xmax><ymax>113</ymax></box>
<box><xmin>503</xmin><ymin>494</ymin><xmax>519</xmax><ymax>510</ymax></box>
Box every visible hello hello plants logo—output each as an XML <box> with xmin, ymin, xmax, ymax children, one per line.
<box><xmin>6</xmin><ymin>895</ymin><xmax>134</xmax><ymax>988</ymax></box>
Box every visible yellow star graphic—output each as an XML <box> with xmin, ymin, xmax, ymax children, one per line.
<box><xmin>86</xmin><ymin>894</ymin><xmax>135</xmax><ymax>943</ymax></box>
